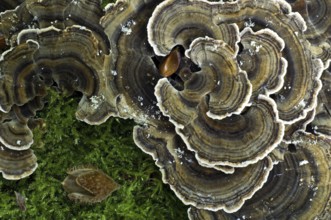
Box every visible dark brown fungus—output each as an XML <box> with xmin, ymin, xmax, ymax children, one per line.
<box><xmin>100</xmin><ymin>0</ymin><xmax>165</xmax><ymax>123</ymax></box>
<box><xmin>310</xmin><ymin>67</ymin><xmax>331</xmax><ymax>138</ymax></box>
<box><xmin>155</xmin><ymin>37</ymin><xmax>252</xmax><ymax>123</ymax></box>
<box><xmin>0</xmin><ymin>0</ymin><xmax>112</xmax><ymax>180</ymax></box>
<box><xmin>0</xmin><ymin>119</ymin><xmax>33</xmax><ymax>150</ymax></box>
<box><xmin>238</xmin><ymin>27</ymin><xmax>287</xmax><ymax>97</ymax></box>
<box><xmin>0</xmin><ymin>25</ymin><xmax>112</xmax><ymax>123</ymax></box>
<box><xmin>148</xmin><ymin>0</ymin><xmax>323</xmax><ymax>124</ymax></box>
<box><xmin>62</xmin><ymin>166</ymin><xmax>120</xmax><ymax>204</ymax></box>
<box><xmin>188</xmin><ymin>132</ymin><xmax>331</xmax><ymax>219</ymax></box>
<box><xmin>0</xmin><ymin>143</ymin><xmax>37</xmax><ymax>180</ymax></box>
<box><xmin>286</xmin><ymin>0</ymin><xmax>331</xmax><ymax>67</ymax></box>
<box><xmin>24</xmin><ymin>0</ymin><xmax>109</xmax><ymax>52</ymax></box>
<box><xmin>134</xmin><ymin>125</ymin><xmax>273</xmax><ymax>212</ymax></box>
<box><xmin>175</xmin><ymin>96</ymin><xmax>284</xmax><ymax>168</ymax></box>
<box><xmin>0</xmin><ymin>0</ymin><xmax>330</xmax><ymax>218</ymax></box>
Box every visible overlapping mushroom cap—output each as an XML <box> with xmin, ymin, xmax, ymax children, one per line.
<box><xmin>134</xmin><ymin>124</ymin><xmax>275</xmax><ymax>212</ymax></box>
<box><xmin>0</xmin><ymin>0</ymin><xmax>330</xmax><ymax>218</ymax></box>
<box><xmin>0</xmin><ymin>143</ymin><xmax>37</xmax><ymax>180</ymax></box>
<box><xmin>286</xmin><ymin>0</ymin><xmax>331</xmax><ymax>67</ymax></box>
<box><xmin>111</xmin><ymin>0</ymin><xmax>329</xmax><ymax>216</ymax></box>
<box><xmin>100</xmin><ymin>0</ymin><xmax>165</xmax><ymax>124</ymax></box>
<box><xmin>0</xmin><ymin>0</ymin><xmax>112</xmax><ymax>179</ymax></box>
<box><xmin>188</xmin><ymin>132</ymin><xmax>331</xmax><ymax>219</ymax></box>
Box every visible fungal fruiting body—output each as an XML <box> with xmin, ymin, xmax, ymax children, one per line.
<box><xmin>62</xmin><ymin>167</ymin><xmax>120</xmax><ymax>203</ymax></box>
<box><xmin>0</xmin><ymin>0</ymin><xmax>330</xmax><ymax>219</ymax></box>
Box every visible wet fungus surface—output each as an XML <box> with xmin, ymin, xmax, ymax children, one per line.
<box><xmin>0</xmin><ymin>0</ymin><xmax>330</xmax><ymax>219</ymax></box>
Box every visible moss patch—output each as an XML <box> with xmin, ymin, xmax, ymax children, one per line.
<box><xmin>0</xmin><ymin>89</ymin><xmax>188</xmax><ymax>219</ymax></box>
<box><xmin>1</xmin><ymin>0</ymin><xmax>188</xmax><ymax>219</ymax></box>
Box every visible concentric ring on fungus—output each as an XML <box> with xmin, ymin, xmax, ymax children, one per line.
<box><xmin>133</xmin><ymin>124</ymin><xmax>274</xmax><ymax>212</ymax></box>
<box><xmin>188</xmin><ymin>132</ymin><xmax>331</xmax><ymax>219</ymax></box>
<box><xmin>0</xmin><ymin>0</ymin><xmax>330</xmax><ymax>218</ymax></box>
<box><xmin>0</xmin><ymin>0</ymin><xmax>112</xmax><ymax>179</ymax></box>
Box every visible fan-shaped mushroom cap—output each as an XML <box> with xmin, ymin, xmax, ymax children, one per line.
<box><xmin>188</xmin><ymin>132</ymin><xmax>331</xmax><ymax>219</ymax></box>
<box><xmin>156</xmin><ymin>88</ymin><xmax>284</xmax><ymax>167</ymax></box>
<box><xmin>147</xmin><ymin>0</ymin><xmax>322</xmax><ymax>124</ymax></box>
<box><xmin>24</xmin><ymin>0</ymin><xmax>109</xmax><ymax>51</ymax></box>
<box><xmin>0</xmin><ymin>119</ymin><xmax>33</xmax><ymax>150</ymax></box>
<box><xmin>155</xmin><ymin>37</ymin><xmax>252</xmax><ymax>122</ymax></box>
<box><xmin>310</xmin><ymin>67</ymin><xmax>331</xmax><ymax>138</ymax></box>
<box><xmin>238</xmin><ymin>27</ymin><xmax>287</xmax><ymax>97</ymax></box>
<box><xmin>0</xmin><ymin>0</ymin><xmax>112</xmax><ymax>179</ymax></box>
<box><xmin>286</xmin><ymin>0</ymin><xmax>331</xmax><ymax>67</ymax></box>
<box><xmin>0</xmin><ymin>26</ymin><xmax>112</xmax><ymax>125</ymax></box>
<box><xmin>0</xmin><ymin>0</ymin><xmax>108</xmax><ymax>53</ymax></box>
<box><xmin>134</xmin><ymin>125</ymin><xmax>273</xmax><ymax>212</ymax></box>
<box><xmin>100</xmin><ymin>0</ymin><xmax>165</xmax><ymax>124</ymax></box>
<box><xmin>147</xmin><ymin>0</ymin><xmax>240</xmax><ymax>56</ymax></box>
<box><xmin>0</xmin><ymin>143</ymin><xmax>37</xmax><ymax>180</ymax></box>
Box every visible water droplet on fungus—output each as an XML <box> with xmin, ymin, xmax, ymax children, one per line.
<box><xmin>62</xmin><ymin>166</ymin><xmax>120</xmax><ymax>203</ymax></box>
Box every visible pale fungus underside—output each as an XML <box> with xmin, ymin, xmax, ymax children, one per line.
<box><xmin>62</xmin><ymin>167</ymin><xmax>120</xmax><ymax>203</ymax></box>
<box><xmin>0</xmin><ymin>0</ymin><xmax>330</xmax><ymax>219</ymax></box>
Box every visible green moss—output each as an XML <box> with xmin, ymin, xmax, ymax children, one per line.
<box><xmin>0</xmin><ymin>89</ymin><xmax>188</xmax><ymax>219</ymax></box>
<box><xmin>1</xmin><ymin>1</ymin><xmax>188</xmax><ymax>219</ymax></box>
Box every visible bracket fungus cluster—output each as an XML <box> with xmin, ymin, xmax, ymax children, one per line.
<box><xmin>0</xmin><ymin>0</ymin><xmax>330</xmax><ymax>218</ymax></box>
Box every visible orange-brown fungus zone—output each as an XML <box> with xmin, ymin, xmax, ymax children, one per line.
<box><xmin>62</xmin><ymin>167</ymin><xmax>120</xmax><ymax>204</ymax></box>
<box><xmin>159</xmin><ymin>47</ymin><xmax>181</xmax><ymax>77</ymax></box>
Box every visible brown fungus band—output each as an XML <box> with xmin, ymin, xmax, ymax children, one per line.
<box><xmin>100</xmin><ymin>0</ymin><xmax>167</xmax><ymax>124</ymax></box>
<box><xmin>0</xmin><ymin>0</ymin><xmax>112</xmax><ymax>179</ymax></box>
<box><xmin>0</xmin><ymin>26</ymin><xmax>111</xmax><ymax>151</ymax></box>
<box><xmin>147</xmin><ymin>0</ymin><xmax>323</xmax><ymax>124</ymax></box>
<box><xmin>133</xmin><ymin>125</ymin><xmax>274</xmax><ymax>212</ymax></box>
<box><xmin>0</xmin><ymin>0</ymin><xmax>330</xmax><ymax>218</ymax></box>
<box><xmin>0</xmin><ymin>143</ymin><xmax>37</xmax><ymax>180</ymax></box>
<box><xmin>188</xmin><ymin>132</ymin><xmax>331</xmax><ymax>219</ymax></box>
